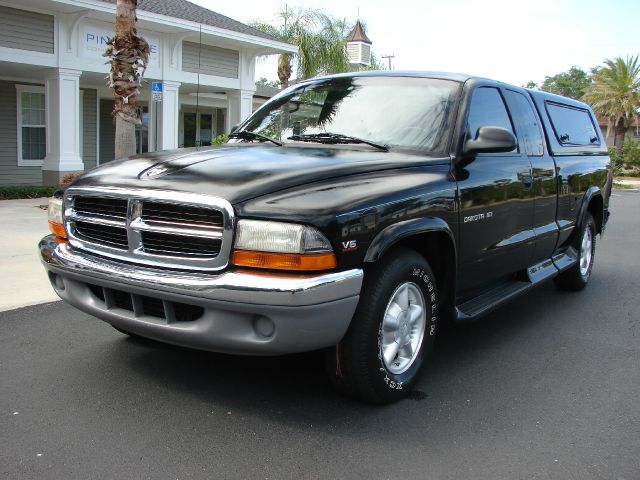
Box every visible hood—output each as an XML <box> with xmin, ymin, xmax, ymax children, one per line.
<box><xmin>73</xmin><ymin>144</ymin><xmax>448</xmax><ymax>204</ymax></box>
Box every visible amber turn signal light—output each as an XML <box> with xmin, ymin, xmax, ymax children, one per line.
<box><xmin>48</xmin><ymin>220</ymin><xmax>67</xmax><ymax>240</ymax></box>
<box><xmin>231</xmin><ymin>250</ymin><xmax>337</xmax><ymax>271</ymax></box>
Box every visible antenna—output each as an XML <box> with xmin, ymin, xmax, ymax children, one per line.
<box><xmin>196</xmin><ymin>23</ymin><xmax>202</xmax><ymax>147</ymax></box>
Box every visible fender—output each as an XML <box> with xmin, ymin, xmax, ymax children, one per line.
<box><xmin>575</xmin><ymin>186</ymin><xmax>604</xmax><ymax>235</ymax></box>
<box><xmin>364</xmin><ymin>217</ymin><xmax>457</xmax><ymax>263</ymax></box>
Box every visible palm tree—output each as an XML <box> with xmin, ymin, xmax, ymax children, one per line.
<box><xmin>583</xmin><ymin>55</ymin><xmax>640</xmax><ymax>155</ymax></box>
<box><xmin>251</xmin><ymin>7</ymin><xmax>351</xmax><ymax>88</ymax></box>
<box><xmin>105</xmin><ymin>0</ymin><xmax>149</xmax><ymax>159</ymax></box>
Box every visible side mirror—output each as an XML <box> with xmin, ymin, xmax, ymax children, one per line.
<box><xmin>463</xmin><ymin>126</ymin><xmax>517</xmax><ymax>156</ymax></box>
<box><xmin>229</xmin><ymin>124</ymin><xmax>240</xmax><ymax>134</ymax></box>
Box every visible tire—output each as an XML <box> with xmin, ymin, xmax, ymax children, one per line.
<box><xmin>325</xmin><ymin>248</ymin><xmax>438</xmax><ymax>403</ymax></box>
<box><xmin>554</xmin><ymin>212</ymin><xmax>596</xmax><ymax>291</ymax></box>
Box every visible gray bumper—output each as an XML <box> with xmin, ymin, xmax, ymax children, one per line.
<box><xmin>39</xmin><ymin>235</ymin><xmax>363</xmax><ymax>355</ymax></box>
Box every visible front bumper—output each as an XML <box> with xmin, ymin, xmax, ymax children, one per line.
<box><xmin>39</xmin><ymin>235</ymin><xmax>363</xmax><ymax>355</ymax></box>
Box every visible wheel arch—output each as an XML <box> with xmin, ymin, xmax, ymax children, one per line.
<box><xmin>364</xmin><ymin>218</ymin><xmax>457</xmax><ymax>318</ymax></box>
<box><xmin>577</xmin><ymin>187</ymin><xmax>604</xmax><ymax>235</ymax></box>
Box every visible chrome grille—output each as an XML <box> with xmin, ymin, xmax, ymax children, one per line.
<box><xmin>64</xmin><ymin>187</ymin><xmax>234</xmax><ymax>271</ymax></box>
<box><xmin>140</xmin><ymin>231</ymin><xmax>222</xmax><ymax>257</ymax></box>
<box><xmin>75</xmin><ymin>221</ymin><xmax>128</xmax><ymax>249</ymax></box>
<box><xmin>142</xmin><ymin>202</ymin><xmax>223</xmax><ymax>228</ymax></box>
<box><xmin>74</xmin><ymin>197</ymin><xmax>127</xmax><ymax>221</ymax></box>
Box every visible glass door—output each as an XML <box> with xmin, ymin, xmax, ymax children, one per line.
<box><xmin>199</xmin><ymin>114</ymin><xmax>213</xmax><ymax>146</ymax></box>
<box><xmin>183</xmin><ymin>112</ymin><xmax>197</xmax><ymax>147</ymax></box>
<box><xmin>135</xmin><ymin>107</ymin><xmax>149</xmax><ymax>154</ymax></box>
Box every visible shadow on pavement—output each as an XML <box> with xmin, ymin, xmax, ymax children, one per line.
<box><xmin>104</xmin><ymin>280</ymin><xmax>575</xmax><ymax>428</ymax></box>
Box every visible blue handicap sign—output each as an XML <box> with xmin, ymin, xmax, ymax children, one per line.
<box><xmin>151</xmin><ymin>82</ymin><xmax>163</xmax><ymax>92</ymax></box>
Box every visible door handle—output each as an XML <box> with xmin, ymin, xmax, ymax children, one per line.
<box><xmin>521</xmin><ymin>173</ymin><xmax>533</xmax><ymax>189</ymax></box>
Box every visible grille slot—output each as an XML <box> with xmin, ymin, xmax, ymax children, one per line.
<box><xmin>75</xmin><ymin>221</ymin><xmax>128</xmax><ymax>249</ymax></box>
<box><xmin>141</xmin><ymin>296</ymin><xmax>165</xmax><ymax>319</ymax></box>
<box><xmin>142</xmin><ymin>202</ymin><xmax>223</xmax><ymax>228</ymax></box>
<box><xmin>174</xmin><ymin>304</ymin><xmax>205</xmax><ymax>322</ymax></box>
<box><xmin>74</xmin><ymin>197</ymin><xmax>128</xmax><ymax>221</ymax></box>
<box><xmin>141</xmin><ymin>231</ymin><xmax>221</xmax><ymax>257</ymax></box>
<box><xmin>111</xmin><ymin>289</ymin><xmax>134</xmax><ymax>311</ymax></box>
<box><xmin>88</xmin><ymin>284</ymin><xmax>105</xmax><ymax>301</ymax></box>
<box><xmin>86</xmin><ymin>283</ymin><xmax>204</xmax><ymax>322</ymax></box>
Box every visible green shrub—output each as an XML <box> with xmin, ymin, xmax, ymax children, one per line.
<box><xmin>0</xmin><ymin>185</ymin><xmax>58</xmax><ymax>200</ymax></box>
<box><xmin>212</xmin><ymin>134</ymin><xmax>228</xmax><ymax>145</ymax></box>
<box><xmin>609</xmin><ymin>140</ymin><xmax>640</xmax><ymax>176</ymax></box>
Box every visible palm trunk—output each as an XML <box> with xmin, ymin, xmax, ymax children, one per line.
<box><xmin>115</xmin><ymin>116</ymin><xmax>137</xmax><ymax>158</ymax></box>
<box><xmin>277</xmin><ymin>53</ymin><xmax>292</xmax><ymax>89</ymax></box>
<box><xmin>277</xmin><ymin>54</ymin><xmax>292</xmax><ymax>139</ymax></box>
<box><xmin>114</xmin><ymin>0</ymin><xmax>137</xmax><ymax>159</ymax></box>
<box><xmin>614</xmin><ymin>117</ymin><xmax>626</xmax><ymax>156</ymax></box>
<box><xmin>107</xmin><ymin>0</ymin><xmax>149</xmax><ymax>159</ymax></box>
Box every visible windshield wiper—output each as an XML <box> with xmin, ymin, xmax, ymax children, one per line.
<box><xmin>287</xmin><ymin>133</ymin><xmax>389</xmax><ymax>151</ymax></box>
<box><xmin>228</xmin><ymin>130</ymin><xmax>283</xmax><ymax>146</ymax></box>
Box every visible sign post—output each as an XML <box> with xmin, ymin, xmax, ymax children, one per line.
<box><xmin>151</xmin><ymin>81</ymin><xmax>163</xmax><ymax>103</ymax></box>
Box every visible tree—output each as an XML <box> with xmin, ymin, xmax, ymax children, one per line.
<box><xmin>250</xmin><ymin>7</ymin><xmax>351</xmax><ymax>88</ymax></box>
<box><xmin>540</xmin><ymin>66</ymin><xmax>591</xmax><ymax>100</ymax></box>
<box><xmin>105</xmin><ymin>0</ymin><xmax>149</xmax><ymax>159</ymax></box>
<box><xmin>583</xmin><ymin>55</ymin><xmax>640</xmax><ymax>154</ymax></box>
<box><xmin>255</xmin><ymin>77</ymin><xmax>281</xmax><ymax>88</ymax></box>
<box><xmin>523</xmin><ymin>80</ymin><xmax>538</xmax><ymax>89</ymax></box>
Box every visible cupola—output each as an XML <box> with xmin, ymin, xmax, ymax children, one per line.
<box><xmin>345</xmin><ymin>20</ymin><xmax>372</xmax><ymax>67</ymax></box>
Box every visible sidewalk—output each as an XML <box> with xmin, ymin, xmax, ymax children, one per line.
<box><xmin>0</xmin><ymin>197</ymin><xmax>59</xmax><ymax>312</ymax></box>
<box><xmin>614</xmin><ymin>177</ymin><xmax>640</xmax><ymax>188</ymax></box>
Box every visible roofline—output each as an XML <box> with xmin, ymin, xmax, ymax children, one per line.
<box><xmin>309</xmin><ymin>70</ymin><xmax>474</xmax><ymax>83</ymax></box>
<box><xmin>55</xmin><ymin>0</ymin><xmax>298</xmax><ymax>54</ymax></box>
<box><xmin>526</xmin><ymin>88</ymin><xmax>594</xmax><ymax>110</ymax></box>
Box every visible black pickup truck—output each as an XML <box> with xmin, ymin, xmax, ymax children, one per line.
<box><xmin>40</xmin><ymin>72</ymin><xmax>612</xmax><ymax>403</ymax></box>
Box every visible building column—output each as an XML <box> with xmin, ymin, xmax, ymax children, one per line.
<box><xmin>42</xmin><ymin>68</ymin><xmax>84</xmax><ymax>185</ymax></box>
<box><xmin>158</xmin><ymin>80</ymin><xmax>180</xmax><ymax>150</ymax></box>
<box><xmin>226</xmin><ymin>89</ymin><xmax>255</xmax><ymax>133</ymax></box>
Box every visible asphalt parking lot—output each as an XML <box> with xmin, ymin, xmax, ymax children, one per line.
<box><xmin>1</xmin><ymin>190</ymin><xmax>639</xmax><ymax>480</ymax></box>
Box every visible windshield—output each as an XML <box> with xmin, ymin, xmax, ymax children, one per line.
<box><xmin>239</xmin><ymin>76</ymin><xmax>460</xmax><ymax>153</ymax></box>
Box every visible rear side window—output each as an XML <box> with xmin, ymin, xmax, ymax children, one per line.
<box><xmin>505</xmin><ymin>90</ymin><xmax>544</xmax><ymax>156</ymax></box>
<box><xmin>546</xmin><ymin>102</ymin><xmax>599</xmax><ymax>146</ymax></box>
<box><xmin>467</xmin><ymin>87</ymin><xmax>515</xmax><ymax>142</ymax></box>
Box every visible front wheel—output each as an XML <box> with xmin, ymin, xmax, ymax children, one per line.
<box><xmin>554</xmin><ymin>212</ymin><xmax>596</xmax><ymax>291</ymax></box>
<box><xmin>325</xmin><ymin>248</ymin><xmax>438</xmax><ymax>403</ymax></box>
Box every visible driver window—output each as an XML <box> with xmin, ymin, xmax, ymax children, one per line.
<box><xmin>467</xmin><ymin>87</ymin><xmax>515</xmax><ymax>146</ymax></box>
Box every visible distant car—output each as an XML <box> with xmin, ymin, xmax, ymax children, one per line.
<box><xmin>41</xmin><ymin>71</ymin><xmax>612</xmax><ymax>403</ymax></box>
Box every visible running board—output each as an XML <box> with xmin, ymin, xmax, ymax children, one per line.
<box><xmin>455</xmin><ymin>253</ymin><xmax>578</xmax><ymax>322</ymax></box>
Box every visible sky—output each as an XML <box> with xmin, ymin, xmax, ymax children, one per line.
<box><xmin>192</xmin><ymin>0</ymin><xmax>639</xmax><ymax>87</ymax></box>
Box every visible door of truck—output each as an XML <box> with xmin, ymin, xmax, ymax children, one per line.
<box><xmin>455</xmin><ymin>85</ymin><xmax>536</xmax><ymax>294</ymax></box>
<box><xmin>503</xmin><ymin>89</ymin><xmax>559</xmax><ymax>263</ymax></box>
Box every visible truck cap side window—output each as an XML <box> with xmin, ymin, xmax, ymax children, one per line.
<box><xmin>467</xmin><ymin>87</ymin><xmax>517</xmax><ymax>152</ymax></box>
<box><xmin>546</xmin><ymin>102</ymin><xmax>600</xmax><ymax>146</ymax></box>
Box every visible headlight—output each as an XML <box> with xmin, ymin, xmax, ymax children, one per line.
<box><xmin>48</xmin><ymin>196</ymin><xmax>67</xmax><ymax>239</ymax></box>
<box><xmin>232</xmin><ymin>220</ymin><xmax>336</xmax><ymax>271</ymax></box>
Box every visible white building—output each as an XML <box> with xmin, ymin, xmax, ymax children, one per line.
<box><xmin>0</xmin><ymin>0</ymin><xmax>295</xmax><ymax>185</ymax></box>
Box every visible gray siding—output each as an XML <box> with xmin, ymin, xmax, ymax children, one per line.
<box><xmin>99</xmin><ymin>99</ymin><xmax>116</xmax><ymax>164</ymax></box>
<box><xmin>0</xmin><ymin>81</ymin><xmax>41</xmax><ymax>186</ymax></box>
<box><xmin>82</xmin><ymin>89</ymin><xmax>98</xmax><ymax>170</ymax></box>
<box><xmin>0</xmin><ymin>6</ymin><xmax>54</xmax><ymax>54</ymax></box>
<box><xmin>182</xmin><ymin>42</ymin><xmax>239</xmax><ymax>78</ymax></box>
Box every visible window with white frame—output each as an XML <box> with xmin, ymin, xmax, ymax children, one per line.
<box><xmin>16</xmin><ymin>85</ymin><xmax>46</xmax><ymax>166</ymax></box>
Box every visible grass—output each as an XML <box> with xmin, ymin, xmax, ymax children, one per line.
<box><xmin>613</xmin><ymin>182</ymin><xmax>638</xmax><ymax>190</ymax></box>
<box><xmin>0</xmin><ymin>185</ymin><xmax>58</xmax><ymax>200</ymax></box>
